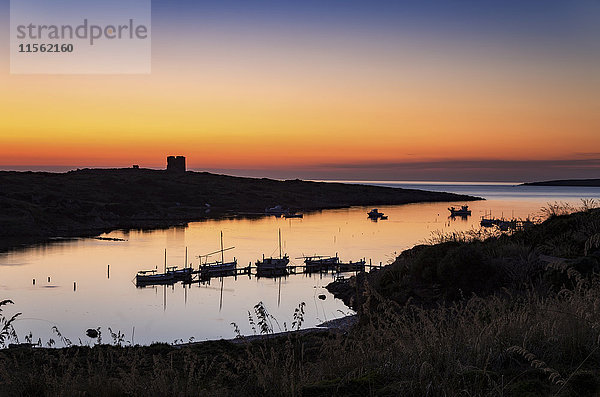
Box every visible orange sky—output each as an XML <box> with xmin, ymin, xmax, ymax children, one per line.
<box><xmin>1</xmin><ymin>3</ymin><xmax>599</xmax><ymax>178</ymax></box>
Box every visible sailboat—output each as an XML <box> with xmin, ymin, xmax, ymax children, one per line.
<box><xmin>256</xmin><ymin>229</ymin><xmax>290</xmax><ymax>275</ymax></box>
<box><xmin>302</xmin><ymin>254</ymin><xmax>340</xmax><ymax>272</ymax></box>
<box><xmin>136</xmin><ymin>249</ymin><xmax>175</xmax><ymax>286</ymax></box>
<box><xmin>166</xmin><ymin>247</ymin><xmax>193</xmax><ymax>280</ymax></box>
<box><xmin>198</xmin><ymin>232</ymin><xmax>237</xmax><ymax>277</ymax></box>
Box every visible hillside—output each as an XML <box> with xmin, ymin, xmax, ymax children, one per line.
<box><xmin>0</xmin><ymin>168</ymin><xmax>480</xmax><ymax>251</ymax></box>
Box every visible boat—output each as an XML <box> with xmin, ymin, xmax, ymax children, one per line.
<box><xmin>368</xmin><ymin>209</ymin><xmax>387</xmax><ymax>220</ymax></box>
<box><xmin>200</xmin><ymin>260</ymin><xmax>237</xmax><ymax>276</ymax></box>
<box><xmin>337</xmin><ymin>259</ymin><xmax>366</xmax><ymax>272</ymax></box>
<box><xmin>198</xmin><ymin>232</ymin><xmax>237</xmax><ymax>277</ymax></box>
<box><xmin>448</xmin><ymin>205</ymin><xmax>472</xmax><ymax>217</ymax></box>
<box><xmin>166</xmin><ymin>247</ymin><xmax>192</xmax><ymax>280</ymax></box>
<box><xmin>135</xmin><ymin>270</ymin><xmax>175</xmax><ymax>286</ymax></box>
<box><xmin>303</xmin><ymin>255</ymin><xmax>340</xmax><ymax>272</ymax></box>
<box><xmin>265</xmin><ymin>205</ymin><xmax>286</xmax><ymax>216</ymax></box>
<box><xmin>135</xmin><ymin>249</ymin><xmax>176</xmax><ymax>286</ymax></box>
<box><xmin>284</xmin><ymin>213</ymin><xmax>303</xmax><ymax>219</ymax></box>
<box><xmin>256</xmin><ymin>229</ymin><xmax>290</xmax><ymax>275</ymax></box>
<box><xmin>480</xmin><ymin>218</ymin><xmax>495</xmax><ymax>227</ymax></box>
<box><xmin>166</xmin><ymin>266</ymin><xmax>192</xmax><ymax>280</ymax></box>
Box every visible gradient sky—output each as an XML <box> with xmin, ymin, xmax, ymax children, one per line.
<box><xmin>1</xmin><ymin>0</ymin><xmax>599</xmax><ymax>181</ymax></box>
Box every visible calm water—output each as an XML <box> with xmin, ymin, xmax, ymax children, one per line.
<box><xmin>1</xmin><ymin>182</ymin><xmax>599</xmax><ymax>345</ymax></box>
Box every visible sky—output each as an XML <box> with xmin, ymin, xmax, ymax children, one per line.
<box><xmin>0</xmin><ymin>0</ymin><xmax>599</xmax><ymax>181</ymax></box>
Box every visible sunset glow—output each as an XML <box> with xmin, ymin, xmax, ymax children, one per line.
<box><xmin>1</xmin><ymin>0</ymin><xmax>599</xmax><ymax>180</ymax></box>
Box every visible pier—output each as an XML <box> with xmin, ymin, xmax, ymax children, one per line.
<box><xmin>137</xmin><ymin>259</ymin><xmax>384</xmax><ymax>287</ymax></box>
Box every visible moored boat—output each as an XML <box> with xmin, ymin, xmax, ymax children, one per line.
<box><xmin>166</xmin><ymin>247</ymin><xmax>193</xmax><ymax>280</ymax></box>
<box><xmin>284</xmin><ymin>213</ymin><xmax>303</xmax><ymax>219</ymax></box>
<box><xmin>448</xmin><ymin>205</ymin><xmax>472</xmax><ymax>216</ymax></box>
<box><xmin>135</xmin><ymin>270</ymin><xmax>175</xmax><ymax>286</ymax></box>
<box><xmin>200</xmin><ymin>260</ymin><xmax>237</xmax><ymax>276</ymax></box>
<box><xmin>256</xmin><ymin>229</ymin><xmax>290</xmax><ymax>275</ymax></box>
<box><xmin>303</xmin><ymin>255</ymin><xmax>339</xmax><ymax>272</ymax></box>
<box><xmin>367</xmin><ymin>208</ymin><xmax>385</xmax><ymax>219</ymax></box>
<box><xmin>166</xmin><ymin>266</ymin><xmax>192</xmax><ymax>280</ymax></box>
<box><xmin>198</xmin><ymin>231</ymin><xmax>237</xmax><ymax>277</ymax></box>
<box><xmin>337</xmin><ymin>259</ymin><xmax>366</xmax><ymax>272</ymax></box>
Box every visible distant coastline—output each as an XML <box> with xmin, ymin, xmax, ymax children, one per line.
<box><xmin>522</xmin><ymin>178</ymin><xmax>600</xmax><ymax>187</ymax></box>
<box><xmin>0</xmin><ymin>168</ymin><xmax>482</xmax><ymax>252</ymax></box>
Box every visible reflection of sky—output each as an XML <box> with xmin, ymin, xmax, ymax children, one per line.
<box><xmin>2</xmin><ymin>184</ymin><xmax>598</xmax><ymax>345</ymax></box>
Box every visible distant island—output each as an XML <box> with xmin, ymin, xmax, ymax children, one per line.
<box><xmin>523</xmin><ymin>178</ymin><xmax>600</xmax><ymax>187</ymax></box>
<box><xmin>0</xmin><ymin>168</ymin><xmax>481</xmax><ymax>251</ymax></box>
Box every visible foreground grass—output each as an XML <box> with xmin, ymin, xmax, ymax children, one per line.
<box><xmin>2</xmin><ymin>205</ymin><xmax>600</xmax><ymax>396</ymax></box>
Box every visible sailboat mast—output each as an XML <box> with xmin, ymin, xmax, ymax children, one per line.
<box><xmin>278</xmin><ymin>229</ymin><xmax>282</xmax><ymax>259</ymax></box>
<box><xmin>185</xmin><ymin>246</ymin><xmax>188</xmax><ymax>269</ymax></box>
<box><xmin>164</xmin><ymin>249</ymin><xmax>167</xmax><ymax>273</ymax></box>
<box><xmin>220</xmin><ymin>231</ymin><xmax>224</xmax><ymax>264</ymax></box>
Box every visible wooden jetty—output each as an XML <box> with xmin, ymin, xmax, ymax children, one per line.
<box><xmin>135</xmin><ymin>241</ymin><xmax>383</xmax><ymax>287</ymax></box>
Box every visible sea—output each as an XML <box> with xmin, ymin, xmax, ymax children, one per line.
<box><xmin>1</xmin><ymin>181</ymin><xmax>599</xmax><ymax>345</ymax></box>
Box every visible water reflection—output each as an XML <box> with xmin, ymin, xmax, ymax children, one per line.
<box><xmin>1</xmin><ymin>184</ymin><xmax>599</xmax><ymax>345</ymax></box>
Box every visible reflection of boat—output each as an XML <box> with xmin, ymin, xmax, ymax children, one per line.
<box><xmin>448</xmin><ymin>205</ymin><xmax>472</xmax><ymax>216</ymax></box>
<box><xmin>199</xmin><ymin>232</ymin><xmax>237</xmax><ymax>277</ymax></box>
<box><xmin>256</xmin><ymin>229</ymin><xmax>290</xmax><ymax>275</ymax></box>
<box><xmin>368</xmin><ymin>209</ymin><xmax>387</xmax><ymax>220</ymax></box>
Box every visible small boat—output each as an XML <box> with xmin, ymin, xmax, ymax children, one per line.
<box><xmin>303</xmin><ymin>255</ymin><xmax>339</xmax><ymax>272</ymax></box>
<box><xmin>256</xmin><ymin>229</ymin><xmax>290</xmax><ymax>275</ymax></box>
<box><xmin>337</xmin><ymin>259</ymin><xmax>366</xmax><ymax>272</ymax></box>
<box><xmin>448</xmin><ymin>205</ymin><xmax>472</xmax><ymax>217</ymax></box>
<box><xmin>135</xmin><ymin>249</ymin><xmax>176</xmax><ymax>286</ymax></box>
<box><xmin>480</xmin><ymin>218</ymin><xmax>495</xmax><ymax>227</ymax></box>
<box><xmin>135</xmin><ymin>270</ymin><xmax>175</xmax><ymax>285</ymax></box>
<box><xmin>284</xmin><ymin>213</ymin><xmax>303</xmax><ymax>219</ymax></box>
<box><xmin>166</xmin><ymin>247</ymin><xmax>192</xmax><ymax>280</ymax></box>
<box><xmin>265</xmin><ymin>205</ymin><xmax>286</xmax><ymax>216</ymax></box>
<box><xmin>198</xmin><ymin>232</ymin><xmax>237</xmax><ymax>277</ymax></box>
<box><xmin>166</xmin><ymin>266</ymin><xmax>192</xmax><ymax>280</ymax></box>
<box><xmin>200</xmin><ymin>260</ymin><xmax>237</xmax><ymax>276</ymax></box>
<box><xmin>368</xmin><ymin>209</ymin><xmax>387</xmax><ymax>220</ymax></box>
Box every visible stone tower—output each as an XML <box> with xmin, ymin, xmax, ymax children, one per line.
<box><xmin>167</xmin><ymin>156</ymin><xmax>186</xmax><ymax>172</ymax></box>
